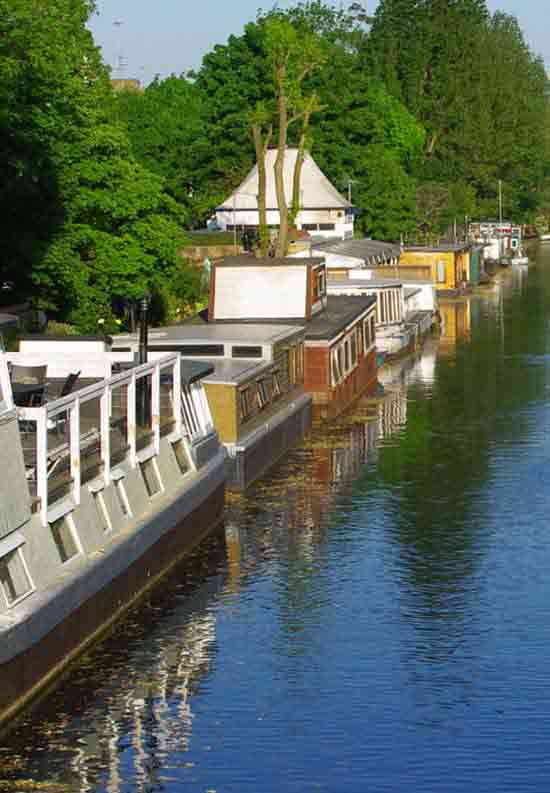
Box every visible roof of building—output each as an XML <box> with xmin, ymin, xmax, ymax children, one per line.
<box><xmin>215</xmin><ymin>255</ymin><xmax>325</xmax><ymax>269</ymax></box>
<box><xmin>327</xmin><ymin>276</ymin><xmax>404</xmax><ymax>290</ymax></box>
<box><xmin>113</xmin><ymin>323</ymin><xmax>304</xmax><ymax>347</ymax></box>
<box><xmin>404</xmin><ymin>243</ymin><xmax>470</xmax><ymax>253</ymax></box>
<box><xmin>312</xmin><ymin>238</ymin><xmax>401</xmax><ymax>261</ymax></box>
<box><xmin>305</xmin><ymin>295</ymin><xmax>376</xmax><ymax>341</ymax></box>
<box><xmin>203</xmin><ymin>359</ymin><xmax>272</xmax><ymax>386</ymax></box>
<box><xmin>217</xmin><ymin>149</ymin><xmax>352</xmax><ymax>212</ymax></box>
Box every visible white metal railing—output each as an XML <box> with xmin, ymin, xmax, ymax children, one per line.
<box><xmin>16</xmin><ymin>354</ymin><xmax>214</xmax><ymax>525</ymax></box>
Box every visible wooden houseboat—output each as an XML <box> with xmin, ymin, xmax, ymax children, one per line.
<box><xmin>326</xmin><ymin>274</ymin><xmax>438</xmax><ymax>358</ymax></box>
<box><xmin>207</xmin><ymin>257</ymin><xmax>378</xmax><ymax>421</ymax></box>
<box><xmin>399</xmin><ymin>244</ymin><xmax>471</xmax><ymax>295</ymax></box>
<box><xmin>0</xmin><ymin>350</ymin><xmax>226</xmax><ymax>728</ymax></box>
<box><xmin>110</xmin><ymin>324</ymin><xmax>311</xmax><ymax>490</ymax></box>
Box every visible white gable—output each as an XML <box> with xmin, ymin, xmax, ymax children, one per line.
<box><xmin>218</xmin><ymin>149</ymin><xmax>352</xmax><ymax>212</ymax></box>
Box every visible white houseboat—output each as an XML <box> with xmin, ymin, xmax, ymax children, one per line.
<box><xmin>0</xmin><ymin>347</ymin><xmax>226</xmax><ymax>727</ymax></box>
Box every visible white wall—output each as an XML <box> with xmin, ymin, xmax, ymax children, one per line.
<box><xmin>215</xmin><ymin>209</ymin><xmax>354</xmax><ymax>241</ymax></box>
<box><xmin>214</xmin><ymin>266</ymin><xmax>308</xmax><ymax>320</ymax></box>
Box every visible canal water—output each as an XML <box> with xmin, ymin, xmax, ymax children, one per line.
<box><xmin>2</xmin><ymin>248</ymin><xmax>550</xmax><ymax>792</ymax></box>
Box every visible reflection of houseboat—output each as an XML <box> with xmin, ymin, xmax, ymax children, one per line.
<box><xmin>438</xmin><ymin>299</ymin><xmax>471</xmax><ymax>348</ymax></box>
<box><xmin>111</xmin><ymin>324</ymin><xmax>312</xmax><ymax>489</ymax></box>
<box><xmin>207</xmin><ymin>257</ymin><xmax>378</xmax><ymax>421</ymax></box>
<box><xmin>0</xmin><ymin>350</ymin><xmax>226</xmax><ymax>728</ymax></box>
<box><xmin>1</xmin><ymin>532</ymin><xmax>229</xmax><ymax>789</ymax></box>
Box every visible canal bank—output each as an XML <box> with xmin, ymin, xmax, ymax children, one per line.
<box><xmin>2</xmin><ymin>245</ymin><xmax>550</xmax><ymax>791</ymax></box>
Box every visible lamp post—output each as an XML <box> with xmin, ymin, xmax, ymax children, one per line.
<box><xmin>137</xmin><ymin>293</ymin><xmax>150</xmax><ymax>426</ymax></box>
<box><xmin>138</xmin><ymin>293</ymin><xmax>150</xmax><ymax>365</ymax></box>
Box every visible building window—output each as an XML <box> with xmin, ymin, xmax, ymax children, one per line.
<box><xmin>0</xmin><ymin>547</ymin><xmax>33</xmax><ymax>606</ymax></box>
<box><xmin>50</xmin><ymin>515</ymin><xmax>81</xmax><ymax>564</ymax></box>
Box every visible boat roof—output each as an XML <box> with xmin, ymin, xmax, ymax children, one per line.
<box><xmin>113</xmin><ymin>323</ymin><xmax>304</xmax><ymax>347</ymax></box>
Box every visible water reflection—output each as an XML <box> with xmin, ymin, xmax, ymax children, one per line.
<box><xmin>0</xmin><ymin>532</ymin><xmax>228</xmax><ymax>792</ymax></box>
<box><xmin>3</xmin><ymin>256</ymin><xmax>550</xmax><ymax>791</ymax></box>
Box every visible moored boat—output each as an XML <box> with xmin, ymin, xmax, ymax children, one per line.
<box><xmin>0</xmin><ymin>350</ymin><xmax>226</xmax><ymax>728</ymax></box>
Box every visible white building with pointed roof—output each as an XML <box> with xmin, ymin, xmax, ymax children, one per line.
<box><xmin>215</xmin><ymin>148</ymin><xmax>355</xmax><ymax>240</ymax></box>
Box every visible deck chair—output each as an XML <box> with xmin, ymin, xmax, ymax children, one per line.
<box><xmin>47</xmin><ymin>371</ymin><xmax>81</xmax><ymax>435</ymax></box>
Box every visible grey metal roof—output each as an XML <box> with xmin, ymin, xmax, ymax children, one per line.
<box><xmin>328</xmin><ymin>276</ymin><xmax>403</xmax><ymax>289</ymax></box>
<box><xmin>115</xmin><ymin>323</ymin><xmax>304</xmax><ymax>346</ymax></box>
<box><xmin>404</xmin><ymin>243</ymin><xmax>470</xmax><ymax>253</ymax></box>
<box><xmin>181</xmin><ymin>360</ymin><xmax>215</xmax><ymax>385</ymax></box>
<box><xmin>203</xmin><ymin>359</ymin><xmax>272</xmax><ymax>386</ymax></box>
<box><xmin>305</xmin><ymin>295</ymin><xmax>376</xmax><ymax>341</ymax></box>
<box><xmin>215</xmin><ymin>256</ymin><xmax>325</xmax><ymax>268</ymax></box>
<box><xmin>311</xmin><ymin>238</ymin><xmax>401</xmax><ymax>260</ymax></box>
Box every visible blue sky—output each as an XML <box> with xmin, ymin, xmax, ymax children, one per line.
<box><xmin>88</xmin><ymin>0</ymin><xmax>550</xmax><ymax>86</ymax></box>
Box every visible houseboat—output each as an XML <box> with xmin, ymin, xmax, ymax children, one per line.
<box><xmin>110</xmin><ymin>324</ymin><xmax>312</xmax><ymax>490</ymax></box>
<box><xmin>399</xmin><ymin>243</ymin><xmax>471</xmax><ymax>295</ymax></box>
<box><xmin>326</xmin><ymin>273</ymin><xmax>438</xmax><ymax>358</ymax></box>
<box><xmin>0</xmin><ymin>348</ymin><xmax>226</xmax><ymax>728</ymax></box>
<box><xmin>207</xmin><ymin>257</ymin><xmax>378</xmax><ymax>421</ymax></box>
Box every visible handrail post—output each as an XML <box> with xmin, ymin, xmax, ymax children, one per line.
<box><xmin>152</xmin><ymin>361</ymin><xmax>160</xmax><ymax>455</ymax></box>
<box><xmin>36</xmin><ymin>410</ymin><xmax>48</xmax><ymax>526</ymax></box>
<box><xmin>101</xmin><ymin>384</ymin><xmax>111</xmax><ymax>486</ymax></box>
<box><xmin>127</xmin><ymin>370</ymin><xmax>137</xmax><ymax>467</ymax></box>
<box><xmin>70</xmin><ymin>396</ymin><xmax>81</xmax><ymax>505</ymax></box>
<box><xmin>173</xmin><ymin>355</ymin><xmax>182</xmax><ymax>437</ymax></box>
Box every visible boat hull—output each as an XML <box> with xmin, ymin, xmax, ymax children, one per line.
<box><xmin>0</xmin><ymin>452</ymin><xmax>226</xmax><ymax>730</ymax></box>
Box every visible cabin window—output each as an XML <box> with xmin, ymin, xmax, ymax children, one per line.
<box><xmin>239</xmin><ymin>387</ymin><xmax>254</xmax><ymax>421</ymax></box>
<box><xmin>141</xmin><ymin>458</ymin><xmax>162</xmax><ymax>497</ymax></box>
<box><xmin>344</xmin><ymin>339</ymin><xmax>350</xmax><ymax>372</ymax></box>
<box><xmin>0</xmin><ymin>546</ymin><xmax>33</xmax><ymax>606</ymax></box>
<box><xmin>296</xmin><ymin>344</ymin><xmax>304</xmax><ymax>382</ymax></box>
<box><xmin>232</xmin><ymin>346</ymin><xmax>263</xmax><ymax>359</ymax></box>
<box><xmin>93</xmin><ymin>491</ymin><xmax>112</xmax><ymax>533</ymax></box>
<box><xmin>331</xmin><ymin>348</ymin><xmax>342</xmax><ymax>387</ymax></box>
<box><xmin>272</xmin><ymin>371</ymin><xmax>282</xmax><ymax>397</ymax></box>
<box><xmin>350</xmin><ymin>332</ymin><xmax>357</xmax><ymax>367</ymax></box>
<box><xmin>357</xmin><ymin>324</ymin><xmax>364</xmax><ymax>357</ymax></box>
<box><xmin>257</xmin><ymin>379</ymin><xmax>270</xmax><ymax>409</ymax></box>
<box><xmin>319</xmin><ymin>223</ymin><xmax>335</xmax><ymax>231</ymax></box>
<box><xmin>288</xmin><ymin>346</ymin><xmax>299</xmax><ymax>385</ymax></box>
<box><xmin>181</xmin><ymin>385</ymin><xmax>201</xmax><ymax>438</ymax></box>
<box><xmin>179</xmin><ymin>345</ymin><xmax>224</xmax><ymax>357</ymax></box>
<box><xmin>437</xmin><ymin>260</ymin><xmax>446</xmax><ymax>283</ymax></box>
<box><xmin>370</xmin><ymin>315</ymin><xmax>376</xmax><ymax>344</ymax></box>
<box><xmin>115</xmin><ymin>480</ymin><xmax>132</xmax><ymax>517</ymax></box>
<box><xmin>314</xmin><ymin>270</ymin><xmax>326</xmax><ymax>300</ymax></box>
<box><xmin>50</xmin><ymin>515</ymin><xmax>81</xmax><ymax>564</ymax></box>
<box><xmin>172</xmin><ymin>439</ymin><xmax>190</xmax><ymax>475</ymax></box>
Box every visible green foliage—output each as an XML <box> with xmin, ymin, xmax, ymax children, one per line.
<box><xmin>368</xmin><ymin>0</ymin><xmax>550</xmax><ymax>226</ymax></box>
<box><xmin>0</xmin><ymin>0</ymin><xmax>185</xmax><ymax>332</ymax></box>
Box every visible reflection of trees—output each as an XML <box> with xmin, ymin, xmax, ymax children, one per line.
<box><xmin>373</xmin><ymin>262</ymin><xmax>550</xmax><ymax>667</ymax></box>
<box><xmin>1</xmin><ymin>532</ymin><xmax>228</xmax><ymax>793</ymax></box>
<box><xmin>224</xmin><ymin>389</ymin><xmax>407</xmax><ymax>663</ymax></box>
